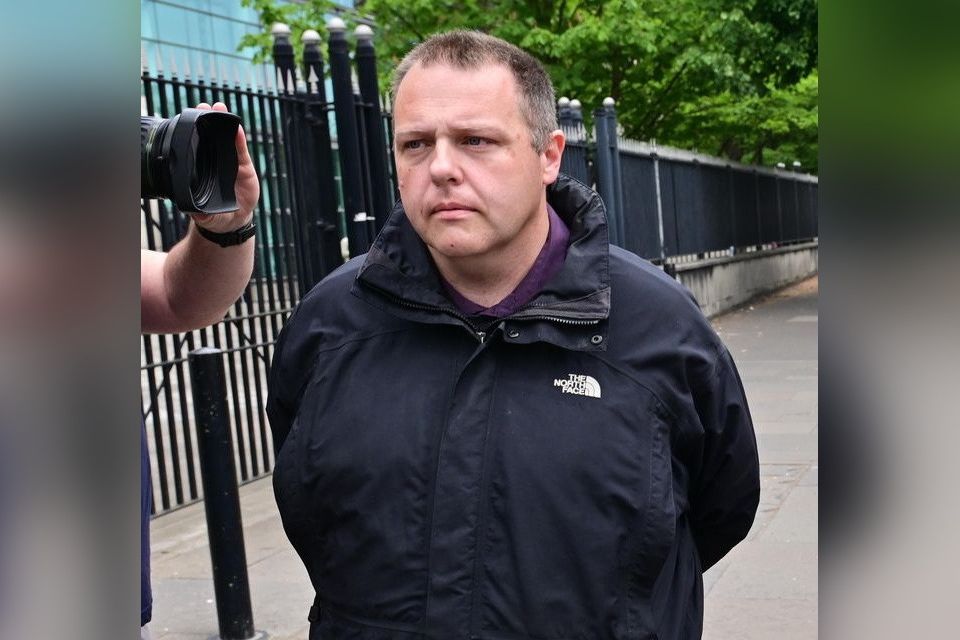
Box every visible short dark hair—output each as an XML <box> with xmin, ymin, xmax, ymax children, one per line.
<box><xmin>391</xmin><ymin>30</ymin><xmax>558</xmax><ymax>152</ymax></box>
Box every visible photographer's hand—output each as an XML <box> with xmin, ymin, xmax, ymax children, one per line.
<box><xmin>188</xmin><ymin>101</ymin><xmax>260</xmax><ymax>233</ymax></box>
<box><xmin>141</xmin><ymin>102</ymin><xmax>259</xmax><ymax>334</ymax></box>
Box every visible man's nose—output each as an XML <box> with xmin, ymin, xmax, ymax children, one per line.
<box><xmin>428</xmin><ymin>140</ymin><xmax>462</xmax><ymax>185</ymax></box>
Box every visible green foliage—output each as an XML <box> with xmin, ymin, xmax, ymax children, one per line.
<box><xmin>674</xmin><ymin>71</ymin><xmax>818</xmax><ymax>170</ymax></box>
<box><xmin>238</xmin><ymin>0</ymin><xmax>337</xmax><ymax>66</ymax></box>
<box><xmin>240</xmin><ymin>0</ymin><xmax>818</xmax><ymax>172</ymax></box>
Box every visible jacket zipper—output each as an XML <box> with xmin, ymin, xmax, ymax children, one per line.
<box><xmin>367</xmin><ymin>284</ymin><xmax>600</xmax><ymax>339</ymax></box>
<box><xmin>370</xmin><ymin>287</ymin><xmax>489</xmax><ymax>343</ymax></box>
<box><xmin>513</xmin><ymin>315</ymin><xmax>601</xmax><ymax>326</ymax></box>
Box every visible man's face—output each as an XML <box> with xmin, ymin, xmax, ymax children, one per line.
<box><xmin>392</xmin><ymin>62</ymin><xmax>563</xmax><ymax>263</ymax></box>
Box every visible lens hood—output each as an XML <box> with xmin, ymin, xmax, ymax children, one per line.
<box><xmin>140</xmin><ymin>108</ymin><xmax>241</xmax><ymax>214</ymax></box>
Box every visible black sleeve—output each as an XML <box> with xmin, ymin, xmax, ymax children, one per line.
<box><xmin>687</xmin><ymin>346</ymin><xmax>760</xmax><ymax>571</ymax></box>
<box><xmin>266</xmin><ymin>305</ymin><xmax>309</xmax><ymax>454</ymax></box>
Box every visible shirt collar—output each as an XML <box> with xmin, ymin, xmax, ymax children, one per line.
<box><xmin>440</xmin><ymin>204</ymin><xmax>570</xmax><ymax>318</ymax></box>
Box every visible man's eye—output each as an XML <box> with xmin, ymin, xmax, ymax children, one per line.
<box><xmin>464</xmin><ymin>136</ymin><xmax>485</xmax><ymax>146</ymax></box>
<box><xmin>403</xmin><ymin>140</ymin><xmax>423</xmax><ymax>150</ymax></box>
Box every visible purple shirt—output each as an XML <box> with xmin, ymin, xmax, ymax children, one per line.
<box><xmin>441</xmin><ymin>205</ymin><xmax>570</xmax><ymax>318</ymax></box>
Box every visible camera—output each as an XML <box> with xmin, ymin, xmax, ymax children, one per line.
<box><xmin>140</xmin><ymin>108</ymin><xmax>241</xmax><ymax>214</ymax></box>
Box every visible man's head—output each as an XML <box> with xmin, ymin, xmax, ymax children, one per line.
<box><xmin>392</xmin><ymin>30</ymin><xmax>558</xmax><ymax>153</ymax></box>
<box><xmin>391</xmin><ymin>31</ymin><xmax>565</xmax><ymax>269</ymax></box>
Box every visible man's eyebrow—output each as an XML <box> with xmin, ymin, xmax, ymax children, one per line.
<box><xmin>394</xmin><ymin>128</ymin><xmax>433</xmax><ymax>138</ymax></box>
<box><xmin>448</xmin><ymin>123</ymin><xmax>510</xmax><ymax>137</ymax></box>
<box><xmin>394</xmin><ymin>123</ymin><xmax>512</xmax><ymax>138</ymax></box>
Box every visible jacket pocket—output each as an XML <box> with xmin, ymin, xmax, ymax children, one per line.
<box><xmin>476</xmin><ymin>385</ymin><xmax>676</xmax><ymax>639</ymax></box>
<box><xmin>622</xmin><ymin>409</ymin><xmax>676</xmax><ymax>639</ymax></box>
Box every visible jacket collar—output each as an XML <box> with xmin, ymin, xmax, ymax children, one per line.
<box><xmin>353</xmin><ymin>174</ymin><xmax>611</xmax><ymax>335</ymax></box>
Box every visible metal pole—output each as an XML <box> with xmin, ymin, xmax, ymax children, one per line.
<box><xmin>651</xmin><ymin>142</ymin><xmax>666</xmax><ymax>262</ymax></box>
<box><xmin>557</xmin><ymin>96</ymin><xmax>572</xmax><ymax>130</ymax></box>
<box><xmin>189</xmin><ymin>348</ymin><xmax>258</xmax><ymax>640</ymax></box>
<box><xmin>604</xmin><ymin>98</ymin><xmax>626</xmax><ymax>248</ymax></box>
<box><xmin>774</xmin><ymin>163</ymin><xmax>784</xmax><ymax>244</ymax></box>
<box><xmin>327</xmin><ymin>16</ymin><xmax>371</xmax><ymax>257</ymax></box>
<box><xmin>593</xmin><ymin>104</ymin><xmax>618</xmax><ymax>245</ymax></box>
<box><xmin>302</xmin><ymin>28</ymin><xmax>347</xmax><ymax>279</ymax></box>
<box><xmin>272</xmin><ymin>23</ymin><xmax>314</xmax><ymax>297</ymax></box>
<box><xmin>354</xmin><ymin>24</ymin><xmax>393</xmax><ymax>234</ymax></box>
<box><xmin>271</xmin><ymin>22</ymin><xmax>296</xmax><ymax>93</ymax></box>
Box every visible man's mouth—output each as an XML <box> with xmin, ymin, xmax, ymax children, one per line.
<box><xmin>432</xmin><ymin>202</ymin><xmax>475</xmax><ymax>213</ymax></box>
<box><xmin>431</xmin><ymin>202</ymin><xmax>476</xmax><ymax>219</ymax></box>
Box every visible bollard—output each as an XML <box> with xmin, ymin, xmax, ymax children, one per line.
<box><xmin>189</xmin><ymin>347</ymin><xmax>258</xmax><ymax>640</ymax></box>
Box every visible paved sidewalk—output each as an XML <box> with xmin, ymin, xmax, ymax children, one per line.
<box><xmin>703</xmin><ymin>276</ymin><xmax>818</xmax><ymax>640</ymax></box>
<box><xmin>150</xmin><ymin>277</ymin><xmax>818</xmax><ymax>640</ymax></box>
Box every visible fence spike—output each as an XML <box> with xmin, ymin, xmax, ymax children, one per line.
<box><xmin>141</xmin><ymin>43</ymin><xmax>149</xmax><ymax>73</ymax></box>
<box><xmin>154</xmin><ymin>46</ymin><xmax>164</xmax><ymax>76</ymax></box>
<box><xmin>275</xmin><ymin>67</ymin><xmax>284</xmax><ymax>94</ymax></box>
<box><xmin>168</xmin><ymin>52</ymin><xmax>179</xmax><ymax>78</ymax></box>
<box><xmin>307</xmin><ymin>67</ymin><xmax>320</xmax><ymax>94</ymax></box>
<box><xmin>183</xmin><ymin>53</ymin><xmax>192</xmax><ymax>79</ymax></box>
<box><xmin>286</xmin><ymin>69</ymin><xmax>295</xmax><ymax>95</ymax></box>
<box><xmin>232</xmin><ymin>62</ymin><xmax>242</xmax><ymax>87</ymax></box>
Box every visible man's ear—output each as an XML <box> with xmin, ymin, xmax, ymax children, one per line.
<box><xmin>541</xmin><ymin>129</ymin><xmax>566</xmax><ymax>185</ymax></box>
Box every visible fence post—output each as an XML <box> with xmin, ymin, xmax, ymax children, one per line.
<box><xmin>774</xmin><ymin>162</ymin><xmax>785</xmax><ymax>244</ymax></box>
<box><xmin>605</xmin><ymin>98</ymin><xmax>626</xmax><ymax>247</ymax></box>
<box><xmin>557</xmin><ymin>96</ymin><xmax>572</xmax><ymax>129</ymax></box>
<box><xmin>271</xmin><ymin>22</ymin><xmax>296</xmax><ymax>92</ymax></box>
<box><xmin>354</xmin><ymin>24</ymin><xmax>393</xmax><ymax>234</ymax></box>
<box><xmin>327</xmin><ymin>16</ymin><xmax>371</xmax><ymax>258</ymax></box>
<box><xmin>271</xmin><ymin>22</ymin><xmax>315</xmax><ymax>298</ymax></box>
<box><xmin>301</xmin><ymin>28</ymin><xmax>347</xmax><ymax>279</ymax></box>
<box><xmin>593</xmin><ymin>98</ymin><xmax>623</xmax><ymax>245</ymax></box>
<box><xmin>753</xmin><ymin>169</ymin><xmax>763</xmax><ymax>246</ymax></box>
<box><xmin>651</xmin><ymin>141</ymin><xmax>667</xmax><ymax>262</ymax></box>
<box><xmin>189</xmin><ymin>348</ymin><xmax>260</xmax><ymax>640</ymax></box>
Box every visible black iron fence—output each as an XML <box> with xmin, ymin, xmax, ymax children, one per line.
<box><xmin>140</xmin><ymin>21</ymin><xmax>399</xmax><ymax>515</ymax></box>
<box><xmin>558</xmin><ymin>101</ymin><xmax>818</xmax><ymax>262</ymax></box>
<box><xmin>142</xmin><ymin>23</ymin><xmax>817</xmax><ymax>516</ymax></box>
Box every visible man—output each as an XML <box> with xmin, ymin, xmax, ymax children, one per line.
<box><xmin>141</xmin><ymin>101</ymin><xmax>259</xmax><ymax>639</ymax></box>
<box><xmin>268</xmin><ymin>31</ymin><xmax>759</xmax><ymax>640</ymax></box>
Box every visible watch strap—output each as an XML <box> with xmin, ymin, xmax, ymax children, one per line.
<box><xmin>196</xmin><ymin>220</ymin><xmax>256</xmax><ymax>247</ymax></box>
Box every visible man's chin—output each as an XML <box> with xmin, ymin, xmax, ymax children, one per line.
<box><xmin>426</xmin><ymin>238</ymin><xmax>488</xmax><ymax>261</ymax></box>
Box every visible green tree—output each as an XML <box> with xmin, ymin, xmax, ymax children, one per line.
<box><xmin>238</xmin><ymin>0</ymin><xmax>337</xmax><ymax>66</ymax></box>
<box><xmin>239</xmin><ymin>0</ymin><xmax>817</xmax><ymax>172</ymax></box>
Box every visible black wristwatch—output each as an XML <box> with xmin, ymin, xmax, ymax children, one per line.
<box><xmin>196</xmin><ymin>220</ymin><xmax>256</xmax><ymax>247</ymax></box>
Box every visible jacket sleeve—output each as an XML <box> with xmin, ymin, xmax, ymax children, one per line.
<box><xmin>266</xmin><ymin>303</ymin><xmax>313</xmax><ymax>455</ymax></box>
<box><xmin>687</xmin><ymin>346</ymin><xmax>760</xmax><ymax>571</ymax></box>
<box><xmin>266</xmin><ymin>316</ymin><xmax>296</xmax><ymax>454</ymax></box>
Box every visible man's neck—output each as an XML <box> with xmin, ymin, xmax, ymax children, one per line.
<box><xmin>431</xmin><ymin>209</ymin><xmax>550</xmax><ymax>309</ymax></box>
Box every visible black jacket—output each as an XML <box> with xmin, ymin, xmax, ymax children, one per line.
<box><xmin>267</xmin><ymin>174</ymin><xmax>760</xmax><ymax>640</ymax></box>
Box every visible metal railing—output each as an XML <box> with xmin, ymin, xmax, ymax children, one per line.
<box><xmin>141</xmin><ymin>21</ymin><xmax>396</xmax><ymax>516</ymax></box>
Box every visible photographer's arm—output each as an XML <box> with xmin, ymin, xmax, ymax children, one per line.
<box><xmin>141</xmin><ymin>102</ymin><xmax>260</xmax><ymax>334</ymax></box>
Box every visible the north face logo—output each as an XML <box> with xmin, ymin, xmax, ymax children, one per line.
<box><xmin>553</xmin><ymin>374</ymin><xmax>602</xmax><ymax>398</ymax></box>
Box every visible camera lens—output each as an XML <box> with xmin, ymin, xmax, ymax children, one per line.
<box><xmin>140</xmin><ymin>108</ymin><xmax>241</xmax><ymax>214</ymax></box>
<box><xmin>189</xmin><ymin>128</ymin><xmax>217</xmax><ymax>208</ymax></box>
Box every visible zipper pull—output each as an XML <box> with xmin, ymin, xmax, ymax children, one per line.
<box><xmin>476</xmin><ymin>330</ymin><xmax>486</xmax><ymax>344</ymax></box>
